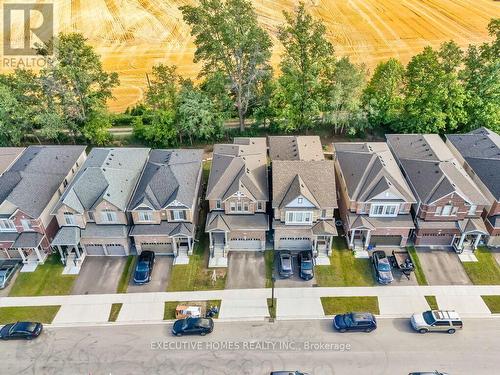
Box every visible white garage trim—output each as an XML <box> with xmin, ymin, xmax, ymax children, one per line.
<box><xmin>105</xmin><ymin>243</ymin><xmax>126</xmax><ymax>256</ymax></box>
<box><xmin>140</xmin><ymin>242</ymin><xmax>174</xmax><ymax>255</ymax></box>
<box><xmin>277</xmin><ymin>237</ymin><xmax>312</xmax><ymax>250</ymax></box>
<box><xmin>228</xmin><ymin>238</ymin><xmax>262</xmax><ymax>250</ymax></box>
<box><xmin>84</xmin><ymin>243</ymin><xmax>106</xmax><ymax>256</ymax></box>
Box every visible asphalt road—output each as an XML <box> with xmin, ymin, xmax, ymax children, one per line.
<box><xmin>2</xmin><ymin>318</ymin><xmax>500</xmax><ymax>375</ymax></box>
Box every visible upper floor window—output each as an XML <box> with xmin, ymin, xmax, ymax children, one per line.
<box><xmin>320</xmin><ymin>209</ymin><xmax>327</xmax><ymax>219</ymax></box>
<box><xmin>64</xmin><ymin>212</ymin><xmax>75</xmax><ymax>225</ymax></box>
<box><xmin>171</xmin><ymin>210</ymin><xmax>186</xmax><ymax>221</ymax></box>
<box><xmin>257</xmin><ymin>201</ymin><xmax>264</xmax><ymax>211</ymax></box>
<box><xmin>138</xmin><ymin>211</ymin><xmax>153</xmax><ymax>222</ymax></box>
<box><xmin>436</xmin><ymin>204</ymin><xmax>458</xmax><ymax>216</ymax></box>
<box><xmin>286</xmin><ymin>211</ymin><xmax>312</xmax><ymax>224</ymax></box>
<box><xmin>0</xmin><ymin>219</ymin><xmax>16</xmax><ymax>232</ymax></box>
<box><xmin>467</xmin><ymin>204</ymin><xmax>477</xmax><ymax>216</ymax></box>
<box><xmin>101</xmin><ymin>210</ymin><xmax>117</xmax><ymax>223</ymax></box>
<box><xmin>230</xmin><ymin>201</ymin><xmax>248</xmax><ymax>212</ymax></box>
<box><xmin>215</xmin><ymin>200</ymin><xmax>222</xmax><ymax>210</ymax></box>
<box><xmin>370</xmin><ymin>204</ymin><xmax>398</xmax><ymax>217</ymax></box>
<box><xmin>21</xmin><ymin>219</ymin><xmax>33</xmax><ymax>231</ymax></box>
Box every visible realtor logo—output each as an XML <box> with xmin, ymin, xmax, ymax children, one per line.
<box><xmin>3</xmin><ymin>3</ymin><xmax>53</xmax><ymax>55</ymax></box>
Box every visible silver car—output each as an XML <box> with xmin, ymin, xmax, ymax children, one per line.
<box><xmin>372</xmin><ymin>251</ymin><xmax>393</xmax><ymax>284</ymax></box>
<box><xmin>411</xmin><ymin>310</ymin><xmax>463</xmax><ymax>334</ymax></box>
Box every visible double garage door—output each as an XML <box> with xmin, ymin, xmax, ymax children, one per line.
<box><xmin>84</xmin><ymin>243</ymin><xmax>126</xmax><ymax>256</ymax></box>
<box><xmin>0</xmin><ymin>249</ymin><xmax>22</xmax><ymax>260</ymax></box>
<box><xmin>141</xmin><ymin>242</ymin><xmax>174</xmax><ymax>255</ymax></box>
<box><xmin>278</xmin><ymin>237</ymin><xmax>311</xmax><ymax>250</ymax></box>
<box><xmin>229</xmin><ymin>238</ymin><xmax>262</xmax><ymax>250</ymax></box>
<box><xmin>417</xmin><ymin>234</ymin><xmax>454</xmax><ymax>246</ymax></box>
<box><xmin>369</xmin><ymin>235</ymin><xmax>402</xmax><ymax>247</ymax></box>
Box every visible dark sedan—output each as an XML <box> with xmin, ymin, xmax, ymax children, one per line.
<box><xmin>270</xmin><ymin>372</ymin><xmax>309</xmax><ymax>375</ymax></box>
<box><xmin>298</xmin><ymin>250</ymin><xmax>314</xmax><ymax>280</ymax></box>
<box><xmin>333</xmin><ymin>312</ymin><xmax>377</xmax><ymax>333</ymax></box>
<box><xmin>172</xmin><ymin>317</ymin><xmax>214</xmax><ymax>336</ymax></box>
<box><xmin>133</xmin><ymin>250</ymin><xmax>155</xmax><ymax>284</ymax></box>
<box><xmin>0</xmin><ymin>322</ymin><xmax>43</xmax><ymax>340</ymax></box>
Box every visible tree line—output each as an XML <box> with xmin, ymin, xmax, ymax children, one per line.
<box><xmin>0</xmin><ymin>1</ymin><xmax>498</xmax><ymax>148</ymax></box>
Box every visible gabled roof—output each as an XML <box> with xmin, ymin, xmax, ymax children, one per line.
<box><xmin>0</xmin><ymin>147</ymin><xmax>25</xmax><ymax>175</ymax></box>
<box><xmin>128</xmin><ymin>149</ymin><xmax>203</xmax><ymax>210</ymax></box>
<box><xmin>205</xmin><ymin>212</ymin><xmax>268</xmax><ymax>232</ymax></box>
<box><xmin>386</xmin><ymin>134</ymin><xmax>488</xmax><ymax>206</ymax></box>
<box><xmin>272</xmin><ymin>160</ymin><xmax>337</xmax><ymax>209</ymax></box>
<box><xmin>312</xmin><ymin>220</ymin><xmax>338</xmax><ymax>235</ymax></box>
<box><xmin>334</xmin><ymin>142</ymin><xmax>415</xmax><ymax>203</ymax></box>
<box><xmin>446</xmin><ymin>128</ymin><xmax>500</xmax><ymax>200</ymax></box>
<box><xmin>55</xmin><ymin>148</ymin><xmax>150</xmax><ymax>214</ymax></box>
<box><xmin>268</xmin><ymin>136</ymin><xmax>324</xmax><ymax>161</ymax></box>
<box><xmin>0</xmin><ymin>146</ymin><xmax>86</xmax><ymax>218</ymax></box>
<box><xmin>206</xmin><ymin>138</ymin><xmax>268</xmax><ymax>202</ymax></box>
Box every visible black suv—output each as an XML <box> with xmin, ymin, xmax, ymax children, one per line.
<box><xmin>298</xmin><ymin>250</ymin><xmax>314</xmax><ymax>280</ymax></box>
<box><xmin>333</xmin><ymin>312</ymin><xmax>377</xmax><ymax>333</ymax></box>
<box><xmin>133</xmin><ymin>250</ymin><xmax>155</xmax><ymax>284</ymax></box>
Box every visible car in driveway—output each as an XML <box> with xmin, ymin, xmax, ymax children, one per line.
<box><xmin>172</xmin><ymin>317</ymin><xmax>214</xmax><ymax>336</ymax></box>
<box><xmin>278</xmin><ymin>251</ymin><xmax>293</xmax><ymax>278</ymax></box>
<box><xmin>372</xmin><ymin>250</ymin><xmax>394</xmax><ymax>284</ymax></box>
<box><xmin>411</xmin><ymin>310</ymin><xmax>463</xmax><ymax>334</ymax></box>
<box><xmin>0</xmin><ymin>260</ymin><xmax>22</xmax><ymax>289</ymax></box>
<box><xmin>333</xmin><ymin>312</ymin><xmax>377</xmax><ymax>333</ymax></box>
<box><xmin>133</xmin><ymin>250</ymin><xmax>155</xmax><ymax>284</ymax></box>
<box><xmin>0</xmin><ymin>322</ymin><xmax>43</xmax><ymax>340</ymax></box>
<box><xmin>298</xmin><ymin>250</ymin><xmax>314</xmax><ymax>280</ymax></box>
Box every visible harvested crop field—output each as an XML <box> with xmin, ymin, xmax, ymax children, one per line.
<box><xmin>2</xmin><ymin>0</ymin><xmax>498</xmax><ymax>112</ymax></box>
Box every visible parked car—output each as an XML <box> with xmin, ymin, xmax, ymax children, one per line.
<box><xmin>0</xmin><ymin>260</ymin><xmax>22</xmax><ymax>289</ymax></box>
<box><xmin>372</xmin><ymin>250</ymin><xmax>394</xmax><ymax>284</ymax></box>
<box><xmin>133</xmin><ymin>250</ymin><xmax>155</xmax><ymax>284</ymax></box>
<box><xmin>333</xmin><ymin>312</ymin><xmax>377</xmax><ymax>333</ymax></box>
<box><xmin>172</xmin><ymin>317</ymin><xmax>214</xmax><ymax>336</ymax></box>
<box><xmin>408</xmin><ymin>372</ymin><xmax>449</xmax><ymax>375</ymax></box>
<box><xmin>298</xmin><ymin>250</ymin><xmax>314</xmax><ymax>280</ymax></box>
<box><xmin>411</xmin><ymin>310</ymin><xmax>462</xmax><ymax>334</ymax></box>
<box><xmin>0</xmin><ymin>322</ymin><xmax>43</xmax><ymax>340</ymax></box>
<box><xmin>278</xmin><ymin>251</ymin><xmax>293</xmax><ymax>278</ymax></box>
<box><xmin>270</xmin><ymin>372</ymin><xmax>309</xmax><ymax>375</ymax></box>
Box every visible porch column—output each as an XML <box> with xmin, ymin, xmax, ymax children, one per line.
<box><xmin>172</xmin><ymin>238</ymin><xmax>178</xmax><ymax>256</ymax></box>
<box><xmin>17</xmin><ymin>248</ymin><xmax>27</xmax><ymax>263</ymax></box>
<box><xmin>313</xmin><ymin>236</ymin><xmax>317</xmax><ymax>253</ymax></box>
<box><xmin>57</xmin><ymin>245</ymin><xmax>65</xmax><ymax>263</ymax></box>
<box><xmin>73</xmin><ymin>245</ymin><xmax>81</xmax><ymax>259</ymax></box>
<box><xmin>208</xmin><ymin>232</ymin><xmax>213</xmax><ymax>249</ymax></box>
<box><xmin>473</xmin><ymin>234</ymin><xmax>482</xmax><ymax>249</ymax></box>
<box><xmin>33</xmin><ymin>246</ymin><xmax>42</xmax><ymax>263</ymax></box>
<box><xmin>188</xmin><ymin>237</ymin><xmax>193</xmax><ymax>252</ymax></box>
<box><xmin>365</xmin><ymin>230</ymin><xmax>372</xmax><ymax>249</ymax></box>
<box><xmin>457</xmin><ymin>234</ymin><xmax>466</xmax><ymax>250</ymax></box>
<box><xmin>349</xmin><ymin>229</ymin><xmax>356</xmax><ymax>248</ymax></box>
<box><xmin>224</xmin><ymin>231</ymin><xmax>228</xmax><ymax>245</ymax></box>
<box><xmin>328</xmin><ymin>236</ymin><xmax>333</xmax><ymax>254</ymax></box>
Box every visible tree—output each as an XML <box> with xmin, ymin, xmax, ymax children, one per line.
<box><xmin>180</xmin><ymin>0</ymin><xmax>272</xmax><ymax>131</ymax></box>
<box><xmin>362</xmin><ymin>58</ymin><xmax>405</xmax><ymax>131</ymax></box>
<box><xmin>145</xmin><ymin>64</ymin><xmax>179</xmax><ymax>111</ymax></box>
<box><xmin>322</xmin><ymin>57</ymin><xmax>366</xmax><ymax>135</ymax></box>
<box><xmin>133</xmin><ymin>110</ymin><xmax>178</xmax><ymax>148</ymax></box>
<box><xmin>274</xmin><ymin>2</ymin><xmax>334</xmax><ymax>132</ymax></box>
<box><xmin>0</xmin><ymin>83</ymin><xmax>23</xmax><ymax>146</ymax></box>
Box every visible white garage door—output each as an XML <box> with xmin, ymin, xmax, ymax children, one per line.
<box><xmin>106</xmin><ymin>244</ymin><xmax>126</xmax><ymax>256</ymax></box>
<box><xmin>0</xmin><ymin>249</ymin><xmax>9</xmax><ymax>259</ymax></box>
<box><xmin>85</xmin><ymin>244</ymin><xmax>105</xmax><ymax>256</ymax></box>
<box><xmin>417</xmin><ymin>234</ymin><xmax>454</xmax><ymax>246</ymax></box>
<box><xmin>278</xmin><ymin>237</ymin><xmax>311</xmax><ymax>250</ymax></box>
<box><xmin>141</xmin><ymin>242</ymin><xmax>174</xmax><ymax>255</ymax></box>
<box><xmin>229</xmin><ymin>239</ymin><xmax>262</xmax><ymax>250</ymax></box>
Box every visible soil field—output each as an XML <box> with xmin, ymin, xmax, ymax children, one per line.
<box><xmin>2</xmin><ymin>0</ymin><xmax>498</xmax><ymax>112</ymax></box>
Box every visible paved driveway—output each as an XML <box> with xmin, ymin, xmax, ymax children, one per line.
<box><xmin>71</xmin><ymin>257</ymin><xmax>127</xmax><ymax>295</ymax></box>
<box><xmin>416</xmin><ymin>248</ymin><xmax>472</xmax><ymax>285</ymax></box>
<box><xmin>127</xmin><ymin>256</ymin><xmax>173</xmax><ymax>293</ymax></box>
<box><xmin>225</xmin><ymin>252</ymin><xmax>266</xmax><ymax>289</ymax></box>
<box><xmin>274</xmin><ymin>252</ymin><xmax>317</xmax><ymax>288</ymax></box>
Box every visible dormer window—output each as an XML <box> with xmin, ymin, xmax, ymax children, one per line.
<box><xmin>139</xmin><ymin>211</ymin><xmax>153</xmax><ymax>222</ymax></box>
<box><xmin>171</xmin><ymin>210</ymin><xmax>186</xmax><ymax>221</ymax></box>
<box><xmin>101</xmin><ymin>210</ymin><xmax>117</xmax><ymax>223</ymax></box>
<box><xmin>64</xmin><ymin>212</ymin><xmax>75</xmax><ymax>225</ymax></box>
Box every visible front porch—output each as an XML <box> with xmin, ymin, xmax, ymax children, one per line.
<box><xmin>207</xmin><ymin>231</ymin><xmax>229</xmax><ymax>268</ymax></box>
<box><xmin>454</xmin><ymin>218</ymin><xmax>489</xmax><ymax>255</ymax></box>
<box><xmin>12</xmin><ymin>232</ymin><xmax>48</xmax><ymax>272</ymax></box>
<box><xmin>51</xmin><ymin>226</ymin><xmax>85</xmax><ymax>275</ymax></box>
<box><xmin>312</xmin><ymin>220</ymin><xmax>337</xmax><ymax>265</ymax></box>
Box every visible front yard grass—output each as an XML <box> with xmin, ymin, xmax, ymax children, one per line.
<box><xmin>116</xmin><ymin>256</ymin><xmax>135</xmax><ymax>293</ymax></box>
<box><xmin>481</xmin><ymin>296</ymin><xmax>500</xmax><ymax>314</ymax></box>
<box><xmin>163</xmin><ymin>300</ymin><xmax>221</xmax><ymax>320</ymax></box>
<box><xmin>424</xmin><ymin>295</ymin><xmax>439</xmax><ymax>310</ymax></box>
<box><xmin>264</xmin><ymin>250</ymin><xmax>274</xmax><ymax>288</ymax></box>
<box><xmin>407</xmin><ymin>246</ymin><xmax>428</xmax><ymax>286</ymax></box>
<box><xmin>9</xmin><ymin>255</ymin><xmax>77</xmax><ymax>296</ymax></box>
<box><xmin>462</xmin><ymin>247</ymin><xmax>500</xmax><ymax>285</ymax></box>
<box><xmin>0</xmin><ymin>306</ymin><xmax>61</xmax><ymax>324</ymax></box>
<box><xmin>108</xmin><ymin>303</ymin><xmax>123</xmax><ymax>322</ymax></box>
<box><xmin>320</xmin><ymin>296</ymin><xmax>380</xmax><ymax>315</ymax></box>
<box><xmin>267</xmin><ymin>298</ymin><xmax>276</xmax><ymax>319</ymax></box>
<box><xmin>315</xmin><ymin>237</ymin><xmax>375</xmax><ymax>287</ymax></box>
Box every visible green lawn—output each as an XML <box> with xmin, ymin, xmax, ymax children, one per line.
<box><xmin>116</xmin><ymin>256</ymin><xmax>135</xmax><ymax>293</ymax></box>
<box><xmin>264</xmin><ymin>250</ymin><xmax>274</xmax><ymax>288</ymax></box>
<box><xmin>320</xmin><ymin>296</ymin><xmax>380</xmax><ymax>315</ymax></box>
<box><xmin>168</xmin><ymin>161</ymin><xmax>226</xmax><ymax>291</ymax></box>
<box><xmin>482</xmin><ymin>296</ymin><xmax>500</xmax><ymax>314</ymax></box>
<box><xmin>425</xmin><ymin>295</ymin><xmax>439</xmax><ymax>310</ymax></box>
<box><xmin>407</xmin><ymin>246</ymin><xmax>428</xmax><ymax>286</ymax></box>
<box><xmin>315</xmin><ymin>237</ymin><xmax>375</xmax><ymax>287</ymax></box>
<box><xmin>0</xmin><ymin>306</ymin><xmax>61</xmax><ymax>324</ymax></box>
<box><xmin>267</xmin><ymin>298</ymin><xmax>277</xmax><ymax>319</ymax></box>
<box><xmin>108</xmin><ymin>303</ymin><xmax>123</xmax><ymax>322</ymax></box>
<box><xmin>462</xmin><ymin>247</ymin><xmax>500</xmax><ymax>285</ymax></box>
<box><xmin>164</xmin><ymin>301</ymin><xmax>179</xmax><ymax>320</ymax></box>
<box><xmin>9</xmin><ymin>255</ymin><xmax>77</xmax><ymax>296</ymax></box>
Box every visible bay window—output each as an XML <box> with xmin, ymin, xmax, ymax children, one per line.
<box><xmin>369</xmin><ymin>204</ymin><xmax>398</xmax><ymax>217</ymax></box>
<box><xmin>286</xmin><ymin>211</ymin><xmax>312</xmax><ymax>224</ymax></box>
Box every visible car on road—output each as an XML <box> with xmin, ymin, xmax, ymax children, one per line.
<box><xmin>298</xmin><ymin>250</ymin><xmax>314</xmax><ymax>280</ymax></box>
<box><xmin>172</xmin><ymin>317</ymin><xmax>214</xmax><ymax>336</ymax></box>
<box><xmin>372</xmin><ymin>250</ymin><xmax>394</xmax><ymax>284</ymax></box>
<box><xmin>133</xmin><ymin>250</ymin><xmax>155</xmax><ymax>284</ymax></box>
<box><xmin>408</xmin><ymin>372</ymin><xmax>449</xmax><ymax>375</ymax></box>
<box><xmin>333</xmin><ymin>312</ymin><xmax>377</xmax><ymax>333</ymax></box>
<box><xmin>0</xmin><ymin>322</ymin><xmax>43</xmax><ymax>340</ymax></box>
<box><xmin>0</xmin><ymin>260</ymin><xmax>22</xmax><ymax>289</ymax></box>
<box><xmin>278</xmin><ymin>251</ymin><xmax>293</xmax><ymax>278</ymax></box>
<box><xmin>411</xmin><ymin>310</ymin><xmax>462</xmax><ymax>334</ymax></box>
<box><xmin>270</xmin><ymin>372</ymin><xmax>309</xmax><ymax>375</ymax></box>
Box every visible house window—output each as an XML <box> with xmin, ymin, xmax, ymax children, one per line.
<box><xmin>370</xmin><ymin>204</ymin><xmax>398</xmax><ymax>217</ymax></box>
<box><xmin>64</xmin><ymin>212</ymin><xmax>75</xmax><ymax>225</ymax></box>
<box><xmin>172</xmin><ymin>210</ymin><xmax>186</xmax><ymax>221</ymax></box>
<box><xmin>468</xmin><ymin>204</ymin><xmax>477</xmax><ymax>216</ymax></box>
<box><xmin>297</xmin><ymin>197</ymin><xmax>303</xmax><ymax>204</ymax></box>
<box><xmin>21</xmin><ymin>219</ymin><xmax>33</xmax><ymax>231</ymax></box>
<box><xmin>243</xmin><ymin>202</ymin><xmax>249</xmax><ymax>211</ymax></box>
<box><xmin>435</xmin><ymin>206</ymin><xmax>442</xmax><ymax>216</ymax></box>
<box><xmin>257</xmin><ymin>201</ymin><xmax>263</xmax><ymax>211</ymax></box>
<box><xmin>88</xmin><ymin>212</ymin><xmax>95</xmax><ymax>222</ymax></box>
<box><xmin>0</xmin><ymin>219</ymin><xmax>16</xmax><ymax>232</ymax></box>
<box><xmin>230</xmin><ymin>202</ymin><xmax>236</xmax><ymax>212</ymax></box>
<box><xmin>139</xmin><ymin>211</ymin><xmax>153</xmax><ymax>222</ymax></box>
<box><xmin>320</xmin><ymin>209</ymin><xmax>327</xmax><ymax>219</ymax></box>
<box><xmin>101</xmin><ymin>210</ymin><xmax>117</xmax><ymax>223</ymax></box>
<box><xmin>286</xmin><ymin>211</ymin><xmax>313</xmax><ymax>224</ymax></box>
<box><xmin>215</xmin><ymin>200</ymin><xmax>221</xmax><ymax>210</ymax></box>
<box><xmin>441</xmin><ymin>205</ymin><xmax>453</xmax><ymax>216</ymax></box>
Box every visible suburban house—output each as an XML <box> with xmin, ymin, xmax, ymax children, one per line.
<box><xmin>0</xmin><ymin>146</ymin><xmax>86</xmax><ymax>271</ymax></box>
<box><xmin>128</xmin><ymin>149</ymin><xmax>204</xmax><ymax>265</ymax></box>
<box><xmin>386</xmin><ymin>134</ymin><xmax>489</xmax><ymax>252</ymax></box>
<box><xmin>205</xmin><ymin>138</ymin><xmax>269</xmax><ymax>267</ymax></box>
<box><xmin>0</xmin><ymin>147</ymin><xmax>25</xmax><ymax>175</ymax></box>
<box><xmin>446</xmin><ymin>127</ymin><xmax>500</xmax><ymax>247</ymax></box>
<box><xmin>333</xmin><ymin>142</ymin><xmax>416</xmax><ymax>255</ymax></box>
<box><xmin>269</xmin><ymin>136</ymin><xmax>337</xmax><ymax>265</ymax></box>
<box><xmin>51</xmin><ymin>148</ymin><xmax>150</xmax><ymax>272</ymax></box>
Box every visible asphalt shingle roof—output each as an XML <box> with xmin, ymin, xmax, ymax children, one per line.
<box><xmin>268</xmin><ymin>136</ymin><xmax>324</xmax><ymax>161</ymax></box>
<box><xmin>0</xmin><ymin>147</ymin><xmax>25</xmax><ymax>175</ymax></box>
<box><xmin>205</xmin><ymin>212</ymin><xmax>268</xmax><ymax>231</ymax></box>
<box><xmin>129</xmin><ymin>221</ymin><xmax>194</xmax><ymax>237</ymax></box>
